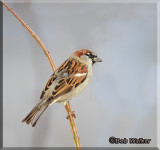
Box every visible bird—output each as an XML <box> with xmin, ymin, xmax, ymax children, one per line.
<box><xmin>22</xmin><ymin>49</ymin><xmax>102</xmax><ymax>127</ymax></box>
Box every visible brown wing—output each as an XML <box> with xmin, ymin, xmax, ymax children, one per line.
<box><xmin>49</xmin><ymin>58</ymin><xmax>88</xmax><ymax>101</ymax></box>
<box><xmin>39</xmin><ymin>73</ymin><xmax>57</xmax><ymax>99</ymax></box>
<box><xmin>40</xmin><ymin>58</ymin><xmax>87</xmax><ymax>101</ymax></box>
<box><xmin>39</xmin><ymin>58</ymin><xmax>71</xmax><ymax>99</ymax></box>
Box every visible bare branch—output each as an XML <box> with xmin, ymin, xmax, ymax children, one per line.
<box><xmin>2</xmin><ymin>1</ymin><xmax>56</xmax><ymax>72</ymax></box>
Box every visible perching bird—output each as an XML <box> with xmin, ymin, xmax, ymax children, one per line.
<box><xmin>22</xmin><ymin>49</ymin><xmax>102</xmax><ymax>127</ymax></box>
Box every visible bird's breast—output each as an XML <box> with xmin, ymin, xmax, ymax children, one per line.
<box><xmin>69</xmin><ymin>67</ymin><xmax>93</xmax><ymax>98</ymax></box>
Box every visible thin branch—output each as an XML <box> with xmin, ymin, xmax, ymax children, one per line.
<box><xmin>2</xmin><ymin>1</ymin><xmax>56</xmax><ymax>72</ymax></box>
<box><xmin>3</xmin><ymin>1</ymin><xmax>81</xmax><ymax>149</ymax></box>
<box><xmin>65</xmin><ymin>103</ymin><xmax>81</xmax><ymax>149</ymax></box>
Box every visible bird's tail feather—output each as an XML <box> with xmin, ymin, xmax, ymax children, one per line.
<box><xmin>31</xmin><ymin>105</ymin><xmax>48</xmax><ymax>127</ymax></box>
<box><xmin>22</xmin><ymin>105</ymin><xmax>48</xmax><ymax>127</ymax></box>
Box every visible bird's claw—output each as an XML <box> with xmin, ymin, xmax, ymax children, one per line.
<box><xmin>66</xmin><ymin>111</ymin><xmax>76</xmax><ymax>119</ymax></box>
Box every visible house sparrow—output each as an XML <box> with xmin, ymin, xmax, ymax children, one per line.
<box><xmin>22</xmin><ymin>49</ymin><xmax>102</xmax><ymax>127</ymax></box>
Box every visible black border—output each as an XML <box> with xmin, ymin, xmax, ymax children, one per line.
<box><xmin>0</xmin><ymin>1</ymin><xmax>3</xmax><ymax>149</ymax></box>
<box><xmin>0</xmin><ymin>147</ymin><xmax>159</xmax><ymax>150</ymax></box>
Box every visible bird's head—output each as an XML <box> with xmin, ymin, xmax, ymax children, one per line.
<box><xmin>73</xmin><ymin>49</ymin><xmax>102</xmax><ymax>65</ymax></box>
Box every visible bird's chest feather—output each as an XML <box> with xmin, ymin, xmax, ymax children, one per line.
<box><xmin>74</xmin><ymin>68</ymin><xmax>92</xmax><ymax>95</ymax></box>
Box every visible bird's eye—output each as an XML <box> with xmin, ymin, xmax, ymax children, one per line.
<box><xmin>86</xmin><ymin>53</ymin><xmax>94</xmax><ymax>58</ymax></box>
<box><xmin>86</xmin><ymin>53</ymin><xmax>97</xmax><ymax>59</ymax></box>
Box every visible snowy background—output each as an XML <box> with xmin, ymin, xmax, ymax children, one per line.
<box><xmin>3</xmin><ymin>3</ymin><xmax>157</xmax><ymax>147</ymax></box>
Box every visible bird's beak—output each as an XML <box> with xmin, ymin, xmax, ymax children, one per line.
<box><xmin>93</xmin><ymin>57</ymin><xmax>102</xmax><ymax>62</ymax></box>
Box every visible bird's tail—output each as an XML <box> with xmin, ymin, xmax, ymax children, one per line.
<box><xmin>22</xmin><ymin>105</ymin><xmax>48</xmax><ymax>127</ymax></box>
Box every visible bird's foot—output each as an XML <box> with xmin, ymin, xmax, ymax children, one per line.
<box><xmin>66</xmin><ymin>111</ymin><xmax>76</xmax><ymax>119</ymax></box>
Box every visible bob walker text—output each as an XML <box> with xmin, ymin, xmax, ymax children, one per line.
<box><xmin>109</xmin><ymin>136</ymin><xmax>151</xmax><ymax>144</ymax></box>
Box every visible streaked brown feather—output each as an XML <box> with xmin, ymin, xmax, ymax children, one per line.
<box><xmin>40</xmin><ymin>74</ymin><xmax>56</xmax><ymax>99</ymax></box>
<box><xmin>40</xmin><ymin>57</ymin><xmax>88</xmax><ymax>102</ymax></box>
<box><xmin>49</xmin><ymin>58</ymin><xmax>88</xmax><ymax>101</ymax></box>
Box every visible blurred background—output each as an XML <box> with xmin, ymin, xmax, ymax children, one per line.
<box><xmin>3</xmin><ymin>3</ymin><xmax>157</xmax><ymax>147</ymax></box>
